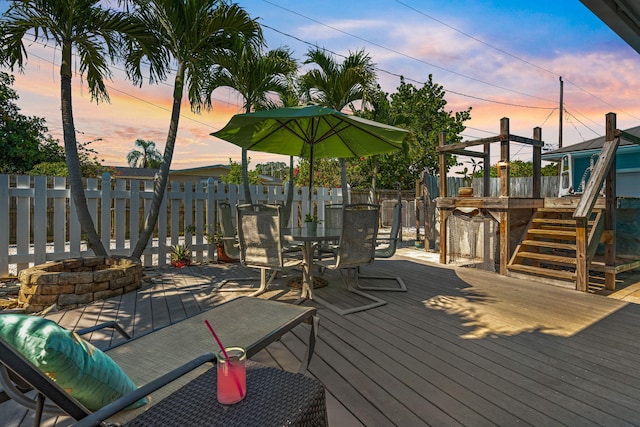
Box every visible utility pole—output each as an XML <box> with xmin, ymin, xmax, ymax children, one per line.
<box><xmin>559</xmin><ymin>76</ymin><xmax>564</xmax><ymax>149</ymax></box>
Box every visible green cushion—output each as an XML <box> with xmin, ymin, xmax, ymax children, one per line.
<box><xmin>0</xmin><ymin>314</ymin><xmax>147</xmax><ymax>411</ymax></box>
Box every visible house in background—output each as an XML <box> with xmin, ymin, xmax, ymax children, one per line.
<box><xmin>168</xmin><ymin>164</ymin><xmax>230</xmax><ymax>184</ymax></box>
<box><xmin>542</xmin><ymin>126</ymin><xmax>640</xmax><ymax>197</ymax></box>
<box><xmin>112</xmin><ymin>167</ymin><xmax>158</xmax><ymax>180</ymax></box>
<box><xmin>112</xmin><ymin>164</ymin><xmax>230</xmax><ymax>184</ymax></box>
<box><xmin>112</xmin><ymin>164</ymin><xmax>280</xmax><ymax>186</ymax></box>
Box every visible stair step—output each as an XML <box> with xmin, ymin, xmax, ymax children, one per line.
<box><xmin>507</xmin><ymin>264</ymin><xmax>576</xmax><ymax>280</ymax></box>
<box><xmin>536</xmin><ymin>208</ymin><xmax>603</xmax><ymax>214</ymax></box>
<box><xmin>532</xmin><ymin>218</ymin><xmax>596</xmax><ymax>227</ymax></box>
<box><xmin>515</xmin><ymin>251</ymin><xmax>577</xmax><ymax>265</ymax></box>
<box><xmin>535</xmin><ymin>208</ymin><xmax>576</xmax><ymax>213</ymax></box>
<box><xmin>535</xmin><ymin>225</ymin><xmax>581</xmax><ymax>232</ymax></box>
<box><xmin>521</xmin><ymin>240</ymin><xmax>576</xmax><ymax>251</ymax></box>
<box><xmin>527</xmin><ymin>229</ymin><xmax>577</xmax><ymax>239</ymax></box>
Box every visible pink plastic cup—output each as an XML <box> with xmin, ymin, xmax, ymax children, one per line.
<box><xmin>216</xmin><ymin>347</ymin><xmax>246</xmax><ymax>404</ymax></box>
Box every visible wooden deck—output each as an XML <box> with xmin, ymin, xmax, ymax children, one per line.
<box><xmin>4</xmin><ymin>252</ymin><xmax>640</xmax><ymax>426</ymax></box>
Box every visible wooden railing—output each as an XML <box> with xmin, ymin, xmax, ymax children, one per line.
<box><xmin>573</xmin><ymin>112</ymin><xmax>619</xmax><ymax>291</ymax></box>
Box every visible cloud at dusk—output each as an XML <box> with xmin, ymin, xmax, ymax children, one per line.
<box><xmin>3</xmin><ymin>0</ymin><xmax>640</xmax><ymax>170</ymax></box>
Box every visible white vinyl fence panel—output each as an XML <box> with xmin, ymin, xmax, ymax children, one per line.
<box><xmin>0</xmin><ymin>173</ymin><xmax>343</xmax><ymax>276</ymax></box>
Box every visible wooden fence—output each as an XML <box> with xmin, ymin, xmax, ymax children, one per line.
<box><xmin>0</xmin><ymin>173</ymin><xmax>343</xmax><ymax>276</ymax></box>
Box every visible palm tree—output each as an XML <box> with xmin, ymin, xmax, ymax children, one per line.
<box><xmin>206</xmin><ymin>42</ymin><xmax>297</xmax><ymax>204</ymax></box>
<box><xmin>0</xmin><ymin>0</ymin><xmax>144</xmax><ymax>257</ymax></box>
<box><xmin>255</xmin><ymin>76</ymin><xmax>306</xmax><ymax>226</ymax></box>
<box><xmin>127</xmin><ymin>139</ymin><xmax>163</xmax><ymax>168</ymax></box>
<box><xmin>301</xmin><ymin>47</ymin><xmax>377</xmax><ymax>204</ymax></box>
<box><xmin>125</xmin><ymin>0</ymin><xmax>261</xmax><ymax>259</ymax></box>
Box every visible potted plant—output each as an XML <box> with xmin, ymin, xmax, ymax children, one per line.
<box><xmin>456</xmin><ymin>159</ymin><xmax>482</xmax><ymax>197</ymax></box>
<box><xmin>169</xmin><ymin>244</ymin><xmax>191</xmax><ymax>268</ymax></box>
<box><xmin>304</xmin><ymin>213</ymin><xmax>321</xmax><ymax>233</ymax></box>
<box><xmin>203</xmin><ymin>226</ymin><xmax>237</xmax><ymax>263</ymax></box>
<box><xmin>186</xmin><ymin>224</ymin><xmax>234</xmax><ymax>263</ymax></box>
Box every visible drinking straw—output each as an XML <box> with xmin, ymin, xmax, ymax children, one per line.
<box><xmin>204</xmin><ymin>319</ymin><xmax>244</xmax><ymax>398</ymax></box>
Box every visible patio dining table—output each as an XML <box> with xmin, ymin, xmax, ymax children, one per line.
<box><xmin>284</xmin><ymin>227</ymin><xmax>341</xmax><ymax>300</ymax></box>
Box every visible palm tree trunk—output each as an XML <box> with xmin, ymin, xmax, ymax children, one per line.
<box><xmin>60</xmin><ymin>42</ymin><xmax>107</xmax><ymax>257</ymax></box>
<box><xmin>241</xmin><ymin>148</ymin><xmax>252</xmax><ymax>204</ymax></box>
<box><xmin>283</xmin><ymin>155</ymin><xmax>294</xmax><ymax>226</ymax></box>
<box><xmin>370</xmin><ymin>156</ymin><xmax>379</xmax><ymax>205</ymax></box>
<box><xmin>131</xmin><ymin>63</ymin><xmax>185</xmax><ymax>259</ymax></box>
<box><xmin>340</xmin><ymin>158</ymin><xmax>349</xmax><ymax>205</ymax></box>
<box><xmin>241</xmin><ymin>104</ymin><xmax>253</xmax><ymax>204</ymax></box>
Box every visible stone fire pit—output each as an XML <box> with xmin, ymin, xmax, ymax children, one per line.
<box><xmin>17</xmin><ymin>256</ymin><xmax>143</xmax><ymax>313</ymax></box>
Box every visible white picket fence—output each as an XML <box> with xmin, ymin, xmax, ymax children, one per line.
<box><xmin>0</xmin><ymin>173</ymin><xmax>343</xmax><ymax>276</ymax></box>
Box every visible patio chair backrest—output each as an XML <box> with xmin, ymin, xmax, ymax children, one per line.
<box><xmin>324</xmin><ymin>204</ymin><xmax>343</xmax><ymax>230</ymax></box>
<box><xmin>335</xmin><ymin>204</ymin><xmax>380</xmax><ymax>269</ymax></box>
<box><xmin>377</xmin><ymin>202</ymin><xmax>402</xmax><ymax>258</ymax></box>
<box><xmin>219</xmin><ymin>202</ymin><xmax>239</xmax><ymax>259</ymax></box>
<box><xmin>236</xmin><ymin>204</ymin><xmax>286</xmax><ymax>270</ymax></box>
<box><xmin>0</xmin><ymin>336</ymin><xmax>90</xmax><ymax>422</ymax></box>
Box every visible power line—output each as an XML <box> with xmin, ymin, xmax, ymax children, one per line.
<box><xmin>394</xmin><ymin>0</ymin><xmax>560</xmax><ymax>78</ymax></box>
<box><xmin>260</xmin><ymin>0</ymin><xmax>558</xmax><ymax>106</ymax></box>
<box><xmin>261</xmin><ymin>23</ymin><xmax>554</xmax><ymax>111</ymax></box>
<box><xmin>393</xmin><ymin>0</ymin><xmax>640</xmax><ymax>122</ymax></box>
<box><xmin>564</xmin><ymin>109</ymin><xmax>600</xmax><ymax>140</ymax></box>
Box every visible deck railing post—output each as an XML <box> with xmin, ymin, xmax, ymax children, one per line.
<box><xmin>604</xmin><ymin>112</ymin><xmax>617</xmax><ymax>290</ymax></box>
<box><xmin>575</xmin><ymin>217</ymin><xmax>589</xmax><ymax>292</ymax></box>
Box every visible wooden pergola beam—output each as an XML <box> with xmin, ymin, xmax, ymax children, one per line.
<box><xmin>444</xmin><ymin>149</ymin><xmax>486</xmax><ymax>158</ymax></box>
<box><xmin>436</xmin><ymin>135</ymin><xmax>501</xmax><ymax>152</ymax></box>
<box><xmin>438</xmin><ymin>133</ymin><xmax>544</xmax><ymax>153</ymax></box>
<box><xmin>509</xmin><ymin>134</ymin><xmax>545</xmax><ymax>147</ymax></box>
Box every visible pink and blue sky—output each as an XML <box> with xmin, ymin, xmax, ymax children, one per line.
<box><xmin>2</xmin><ymin>0</ymin><xmax>640</xmax><ymax>169</ymax></box>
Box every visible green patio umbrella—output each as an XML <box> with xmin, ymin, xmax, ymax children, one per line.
<box><xmin>211</xmin><ymin>105</ymin><xmax>409</xmax><ymax>210</ymax></box>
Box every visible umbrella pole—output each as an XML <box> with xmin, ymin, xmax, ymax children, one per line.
<box><xmin>308</xmin><ymin>144</ymin><xmax>314</xmax><ymax>214</ymax></box>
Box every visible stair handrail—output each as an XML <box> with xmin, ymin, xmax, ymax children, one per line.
<box><xmin>572</xmin><ymin>134</ymin><xmax>619</xmax><ymax>221</ymax></box>
<box><xmin>572</xmin><ymin>113</ymin><xmax>621</xmax><ymax>291</ymax></box>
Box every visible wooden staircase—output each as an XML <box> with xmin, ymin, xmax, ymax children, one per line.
<box><xmin>507</xmin><ymin>208</ymin><xmax>604</xmax><ymax>286</ymax></box>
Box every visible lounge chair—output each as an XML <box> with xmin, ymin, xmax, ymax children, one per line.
<box><xmin>357</xmin><ymin>201</ymin><xmax>407</xmax><ymax>291</ymax></box>
<box><xmin>315</xmin><ymin>204</ymin><xmax>387</xmax><ymax>315</ymax></box>
<box><xmin>0</xmin><ymin>297</ymin><xmax>319</xmax><ymax>426</ymax></box>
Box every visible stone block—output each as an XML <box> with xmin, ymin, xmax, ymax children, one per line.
<box><xmin>28</xmin><ymin>294</ymin><xmax>58</xmax><ymax>306</ymax></box>
<box><xmin>44</xmin><ymin>262</ymin><xmax>65</xmax><ymax>272</ymax></box>
<box><xmin>76</xmin><ymin>281</ymin><xmax>109</xmax><ymax>295</ymax></box>
<box><xmin>57</xmin><ymin>271</ymin><xmax>94</xmax><ymax>285</ymax></box>
<box><xmin>18</xmin><ymin>291</ymin><xmax>33</xmax><ymax>304</ymax></box>
<box><xmin>40</xmin><ymin>284</ymin><xmax>75</xmax><ymax>295</ymax></box>
<box><xmin>82</xmin><ymin>257</ymin><xmax>105</xmax><ymax>267</ymax></box>
<box><xmin>31</xmin><ymin>271</ymin><xmax>60</xmax><ymax>286</ymax></box>
<box><xmin>94</xmin><ymin>268</ymin><xmax>123</xmax><ymax>282</ymax></box>
<box><xmin>62</xmin><ymin>259</ymin><xmax>84</xmax><ymax>270</ymax></box>
<box><xmin>94</xmin><ymin>288</ymin><xmax>123</xmax><ymax>301</ymax></box>
<box><xmin>17</xmin><ymin>269</ymin><xmax>32</xmax><ymax>284</ymax></box>
<box><xmin>19</xmin><ymin>283</ymin><xmax>40</xmax><ymax>296</ymax></box>
<box><xmin>123</xmin><ymin>265</ymin><xmax>142</xmax><ymax>276</ymax></box>
<box><xmin>115</xmin><ymin>275</ymin><xmax>135</xmax><ymax>288</ymax></box>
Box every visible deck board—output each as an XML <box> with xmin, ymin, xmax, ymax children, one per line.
<box><xmin>4</xmin><ymin>254</ymin><xmax>640</xmax><ymax>426</ymax></box>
